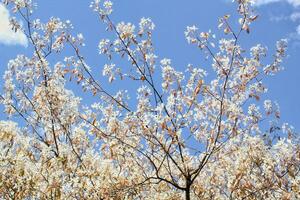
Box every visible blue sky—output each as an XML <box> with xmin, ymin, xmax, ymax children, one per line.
<box><xmin>0</xmin><ymin>0</ymin><xmax>299</xmax><ymax>130</ymax></box>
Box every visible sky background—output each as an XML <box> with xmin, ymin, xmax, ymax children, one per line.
<box><xmin>0</xmin><ymin>0</ymin><xmax>299</xmax><ymax>130</ymax></box>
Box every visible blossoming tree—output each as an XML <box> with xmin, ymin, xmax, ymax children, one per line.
<box><xmin>0</xmin><ymin>0</ymin><xmax>299</xmax><ymax>199</ymax></box>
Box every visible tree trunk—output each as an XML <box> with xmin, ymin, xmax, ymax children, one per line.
<box><xmin>185</xmin><ymin>187</ymin><xmax>191</xmax><ymax>200</ymax></box>
<box><xmin>185</xmin><ymin>177</ymin><xmax>191</xmax><ymax>200</ymax></box>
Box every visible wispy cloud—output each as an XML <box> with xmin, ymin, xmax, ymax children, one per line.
<box><xmin>255</xmin><ymin>0</ymin><xmax>300</xmax><ymax>7</ymax></box>
<box><xmin>290</xmin><ymin>12</ymin><xmax>300</xmax><ymax>21</ymax></box>
<box><xmin>0</xmin><ymin>4</ymin><xmax>28</xmax><ymax>47</ymax></box>
<box><xmin>254</xmin><ymin>0</ymin><xmax>300</xmax><ymax>40</ymax></box>
<box><xmin>255</xmin><ymin>0</ymin><xmax>281</xmax><ymax>6</ymax></box>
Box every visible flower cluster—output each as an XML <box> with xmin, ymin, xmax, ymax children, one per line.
<box><xmin>161</xmin><ymin>59</ymin><xmax>184</xmax><ymax>89</ymax></box>
<box><xmin>90</xmin><ymin>0</ymin><xmax>113</xmax><ymax>16</ymax></box>
<box><xmin>116</xmin><ymin>22</ymin><xmax>136</xmax><ymax>40</ymax></box>
<box><xmin>138</xmin><ymin>17</ymin><xmax>155</xmax><ymax>35</ymax></box>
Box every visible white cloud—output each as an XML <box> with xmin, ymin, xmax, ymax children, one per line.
<box><xmin>286</xmin><ymin>0</ymin><xmax>300</xmax><ymax>7</ymax></box>
<box><xmin>255</xmin><ymin>0</ymin><xmax>281</xmax><ymax>6</ymax></box>
<box><xmin>297</xmin><ymin>24</ymin><xmax>300</xmax><ymax>34</ymax></box>
<box><xmin>255</xmin><ymin>0</ymin><xmax>300</xmax><ymax>7</ymax></box>
<box><xmin>254</xmin><ymin>0</ymin><xmax>300</xmax><ymax>38</ymax></box>
<box><xmin>290</xmin><ymin>12</ymin><xmax>300</xmax><ymax>21</ymax></box>
<box><xmin>0</xmin><ymin>4</ymin><xmax>28</xmax><ymax>47</ymax></box>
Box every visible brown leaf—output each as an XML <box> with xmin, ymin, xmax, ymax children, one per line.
<box><xmin>250</xmin><ymin>15</ymin><xmax>259</xmax><ymax>22</ymax></box>
<box><xmin>161</xmin><ymin>121</ymin><xmax>167</xmax><ymax>130</ymax></box>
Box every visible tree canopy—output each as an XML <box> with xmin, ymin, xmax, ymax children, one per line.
<box><xmin>0</xmin><ymin>0</ymin><xmax>299</xmax><ymax>199</ymax></box>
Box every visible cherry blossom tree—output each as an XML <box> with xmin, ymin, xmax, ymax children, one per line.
<box><xmin>0</xmin><ymin>0</ymin><xmax>299</xmax><ymax>199</ymax></box>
